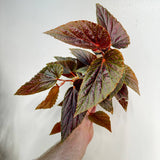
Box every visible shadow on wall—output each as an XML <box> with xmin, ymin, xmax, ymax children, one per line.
<box><xmin>0</xmin><ymin>76</ymin><xmax>18</xmax><ymax>160</ymax></box>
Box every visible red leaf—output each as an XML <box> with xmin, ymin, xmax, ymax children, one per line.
<box><xmin>58</xmin><ymin>100</ymin><xmax>63</xmax><ymax>106</ymax></box>
<box><xmin>96</xmin><ymin>3</ymin><xmax>130</xmax><ymax>49</ymax></box>
<box><xmin>115</xmin><ymin>84</ymin><xmax>128</xmax><ymax>111</ymax></box>
<box><xmin>35</xmin><ymin>85</ymin><xmax>59</xmax><ymax>109</ymax></box>
<box><xmin>15</xmin><ymin>63</ymin><xmax>63</xmax><ymax>95</ymax></box>
<box><xmin>61</xmin><ymin>87</ymin><xmax>86</xmax><ymax>141</ymax></box>
<box><xmin>45</xmin><ymin>20</ymin><xmax>111</xmax><ymax>50</ymax></box>
<box><xmin>88</xmin><ymin>111</ymin><xmax>111</xmax><ymax>132</ymax></box>
<box><xmin>50</xmin><ymin>122</ymin><xmax>61</xmax><ymax>135</ymax></box>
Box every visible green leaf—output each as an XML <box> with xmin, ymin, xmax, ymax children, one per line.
<box><xmin>15</xmin><ymin>63</ymin><xmax>63</xmax><ymax>95</ymax></box>
<box><xmin>61</xmin><ymin>87</ymin><xmax>86</xmax><ymax>141</ymax></box>
<box><xmin>115</xmin><ymin>84</ymin><xmax>128</xmax><ymax>111</ymax></box>
<box><xmin>50</xmin><ymin>122</ymin><xmax>61</xmax><ymax>135</ymax></box>
<box><xmin>70</xmin><ymin>48</ymin><xmax>97</xmax><ymax>65</ymax></box>
<box><xmin>108</xmin><ymin>73</ymin><xmax>125</xmax><ymax>100</ymax></box>
<box><xmin>54</xmin><ymin>57</ymin><xmax>77</xmax><ymax>78</ymax></box>
<box><xmin>99</xmin><ymin>97</ymin><xmax>113</xmax><ymax>114</ymax></box>
<box><xmin>124</xmin><ymin>65</ymin><xmax>140</xmax><ymax>95</ymax></box>
<box><xmin>75</xmin><ymin>49</ymin><xmax>124</xmax><ymax>115</ymax></box>
<box><xmin>76</xmin><ymin>66</ymin><xmax>88</xmax><ymax>74</ymax></box>
<box><xmin>88</xmin><ymin>111</ymin><xmax>111</xmax><ymax>132</ymax></box>
<box><xmin>35</xmin><ymin>85</ymin><xmax>59</xmax><ymax>109</ymax></box>
<box><xmin>54</xmin><ymin>56</ymin><xmax>76</xmax><ymax>62</ymax></box>
<box><xmin>96</xmin><ymin>3</ymin><xmax>130</xmax><ymax>49</ymax></box>
<box><xmin>45</xmin><ymin>20</ymin><xmax>111</xmax><ymax>50</ymax></box>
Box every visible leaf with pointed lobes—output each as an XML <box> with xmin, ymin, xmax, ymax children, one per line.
<box><xmin>99</xmin><ymin>97</ymin><xmax>113</xmax><ymax>114</ymax></box>
<box><xmin>70</xmin><ymin>48</ymin><xmax>97</xmax><ymax>66</ymax></box>
<box><xmin>15</xmin><ymin>63</ymin><xmax>63</xmax><ymax>95</ymax></box>
<box><xmin>61</xmin><ymin>87</ymin><xmax>87</xmax><ymax>141</ymax></box>
<box><xmin>88</xmin><ymin>111</ymin><xmax>111</xmax><ymax>132</ymax></box>
<box><xmin>35</xmin><ymin>85</ymin><xmax>59</xmax><ymax>109</ymax></box>
<box><xmin>96</xmin><ymin>3</ymin><xmax>130</xmax><ymax>49</ymax></box>
<box><xmin>75</xmin><ymin>49</ymin><xmax>124</xmax><ymax>116</ymax></box>
<box><xmin>50</xmin><ymin>122</ymin><xmax>61</xmax><ymax>135</ymax></box>
<box><xmin>44</xmin><ymin>20</ymin><xmax>111</xmax><ymax>50</ymax></box>
<box><xmin>124</xmin><ymin>65</ymin><xmax>140</xmax><ymax>95</ymax></box>
<box><xmin>54</xmin><ymin>57</ymin><xmax>77</xmax><ymax>78</ymax></box>
<box><xmin>115</xmin><ymin>84</ymin><xmax>128</xmax><ymax>111</ymax></box>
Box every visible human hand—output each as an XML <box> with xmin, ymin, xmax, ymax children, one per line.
<box><xmin>36</xmin><ymin>106</ymin><xmax>96</xmax><ymax>160</ymax></box>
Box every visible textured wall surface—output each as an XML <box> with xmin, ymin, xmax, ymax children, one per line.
<box><xmin>0</xmin><ymin>0</ymin><xmax>160</xmax><ymax>159</ymax></box>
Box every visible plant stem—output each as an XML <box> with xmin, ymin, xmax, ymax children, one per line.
<box><xmin>57</xmin><ymin>79</ymin><xmax>73</xmax><ymax>82</ymax></box>
<box><xmin>70</xmin><ymin>71</ymin><xmax>76</xmax><ymax>77</ymax></box>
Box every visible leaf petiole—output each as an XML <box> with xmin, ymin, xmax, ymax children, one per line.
<box><xmin>58</xmin><ymin>79</ymin><xmax>74</xmax><ymax>87</ymax></box>
<box><xmin>57</xmin><ymin>79</ymin><xmax>73</xmax><ymax>82</ymax></box>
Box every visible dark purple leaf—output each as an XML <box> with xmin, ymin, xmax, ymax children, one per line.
<box><xmin>45</xmin><ymin>20</ymin><xmax>111</xmax><ymax>50</ymax></box>
<box><xmin>73</xmin><ymin>78</ymin><xmax>83</xmax><ymax>91</ymax></box>
<box><xmin>99</xmin><ymin>97</ymin><xmax>113</xmax><ymax>114</ymax></box>
<box><xmin>124</xmin><ymin>65</ymin><xmax>140</xmax><ymax>95</ymax></box>
<box><xmin>96</xmin><ymin>3</ymin><xmax>130</xmax><ymax>49</ymax></box>
<box><xmin>88</xmin><ymin>111</ymin><xmax>111</xmax><ymax>132</ymax></box>
<box><xmin>70</xmin><ymin>48</ymin><xmax>97</xmax><ymax>65</ymax></box>
<box><xmin>61</xmin><ymin>87</ymin><xmax>86</xmax><ymax>141</ymax></box>
<box><xmin>115</xmin><ymin>84</ymin><xmax>128</xmax><ymax>111</ymax></box>
<box><xmin>15</xmin><ymin>63</ymin><xmax>63</xmax><ymax>95</ymax></box>
<box><xmin>75</xmin><ymin>49</ymin><xmax>124</xmax><ymax>115</ymax></box>
<box><xmin>35</xmin><ymin>85</ymin><xmax>59</xmax><ymax>109</ymax></box>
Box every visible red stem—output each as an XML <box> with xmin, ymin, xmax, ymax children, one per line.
<box><xmin>59</xmin><ymin>81</ymin><xmax>65</xmax><ymax>87</ymax></box>
<box><xmin>57</xmin><ymin>78</ymin><xmax>74</xmax><ymax>87</ymax></box>
<box><xmin>70</xmin><ymin>71</ymin><xmax>76</xmax><ymax>77</ymax></box>
<box><xmin>57</xmin><ymin>79</ymin><xmax>73</xmax><ymax>82</ymax></box>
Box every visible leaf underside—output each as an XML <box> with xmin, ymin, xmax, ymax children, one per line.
<box><xmin>88</xmin><ymin>111</ymin><xmax>111</xmax><ymax>132</ymax></box>
<box><xmin>75</xmin><ymin>49</ymin><xmax>124</xmax><ymax>115</ymax></box>
<box><xmin>50</xmin><ymin>122</ymin><xmax>61</xmax><ymax>135</ymax></box>
<box><xmin>115</xmin><ymin>84</ymin><xmax>128</xmax><ymax>111</ymax></box>
<box><xmin>61</xmin><ymin>87</ymin><xmax>86</xmax><ymax>141</ymax></box>
<box><xmin>45</xmin><ymin>20</ymin><xmax>111</xmax><ymax>50</ymax></box>
<box><xmin>96</xmin><ymin>3</ymin><xmax>130</xmax><ymax>49</ymax></box>
<box><xmin>36</xmin><ymin>85</ymin><xmax>59</xmax><ymax>109</ymax></box>
<box><xmin>15</xmin><ymin>63</ymin><xmax>63</xmax><ymax>95</ymax></box>
<box><xmin>124</xmin><ymin>65</ymin><xmax>140</xmax><ymax>95</ymax></box>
